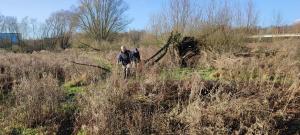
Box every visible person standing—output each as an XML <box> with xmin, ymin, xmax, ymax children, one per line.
<box><xmin>117</xmin><ymin>46</ymin><xmax>132</xmax><ymax>79</ymax></box>
<box><xmin>131</xmin><ymin>48</ymin><xmax>141</xmax><ymax>68</ymax></box>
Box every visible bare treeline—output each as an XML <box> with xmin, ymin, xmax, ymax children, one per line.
<box><xmin>1</xmin><ymin>0</ymin><xmax>299</xmax><ymax>51</ymax></box>
<box><xmin>43</xmin><ymin>10</ymin><xmax>77</xmax><ymax>49</ymax></box>
<box><xmin>149</xmin><ymin>0</ymin><xmax>259</xmax><ymax>35</ymax></box>
<box><xmin>0</xmin><ymin>0</ymin><xmax>130</xmax><ymax>49</ymax></box>
<box><xmin>0</xmin><ymin>15</ymin><xmax>19</xmax><ymax>33</ymax></box>
<box><xmin>146</xmin><ymin>0</ymin><xmax>262</xmax><ymax>52</ymax></box>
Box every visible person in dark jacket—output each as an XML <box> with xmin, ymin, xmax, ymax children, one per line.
<box><xmin>117</xmin><ymin>46</ymin><xmax>132</xmax><ymax>79</ymax></box>
<box><xmin>131</xmin><ymin>48</ymin><xmax>140</xmax><ymax>63</ymax></box>
<box><xmin>131</xmin><ymin>48</ymin><xmax>141</xmax><ymax>69</ymax></box>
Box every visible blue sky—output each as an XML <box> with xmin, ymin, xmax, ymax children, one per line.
<box><xmin>0</xmin><ymin>0</ymin><xmax>299</xmax><ymax>30</ymax></box>
<box><xmin>254</xmin><ymin>0</ymin><xmax>300</xmax><ymax>26</ymax></box>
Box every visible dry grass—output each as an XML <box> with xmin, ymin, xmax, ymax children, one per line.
<box><xmin>0</xmin><ymin>38</ymin><xmax>300</xmax><ymax>134</ymax></box>
<box><xmin>0</xmin><ymin>49</ymin><xmax>107</xmax><ymax>134</ymax></box>
<box><xmin>74</xmin><ymin>39</ymin><xmax>300</xmax><ymax>134</ymax></box>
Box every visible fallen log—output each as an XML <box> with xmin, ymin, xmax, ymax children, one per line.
<box><xmin>144</xmin><ymin>32</ymin><xmax>200</xmax><ymax>67</ymax></box>
<box><xmin>144</xmin><ymin>32</ymin><xmax>181</xmax><ymax>66</ymax></box>
<box><xmin>233</xmin><ymin>50</ymin><xmax>281</xmax><ymax>57</ymax></box>
<box><xmin>233</xmin><ymin>52</ymin><xmax>255</xmax><ymax>57</ymax></box>
<box><xmin>70</xmin><ymin>61</ymin><xmax>111</xmax><ymax>73</ymax></box>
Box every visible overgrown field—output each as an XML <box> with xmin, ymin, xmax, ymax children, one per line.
<box><xmin>0</xmin><ymin>39</ymin><xmax>300</xmax><ymax>134</ymax></box>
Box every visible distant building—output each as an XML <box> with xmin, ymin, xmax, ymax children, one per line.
<box><xmin>0</xmin><ymin>33</ymin><xmax>22</xmax><ymax>47</ymax></box>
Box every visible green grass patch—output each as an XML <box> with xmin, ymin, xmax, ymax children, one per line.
<box><xmin>65</xmin><ymin>86</ymin><xmax>85</xmax><ymax>95</ymax></box>
<box><xmin>63</xmin><ymin>83</ymin><xmax>85</xmax><ymax>95</ymax></box>
<box><xmin>77</xmin><ymin>129</ymin><xmax>88</xmax><ymax>135</ymax></box>
<box><xmin>160</xmin><ymin>68</ymin><xmax>193</xmax><ymax>80</ymax></box>
<box><xmin>9</xmin><ymin>127</ymin><xmax>39</xmax><ymax>135</ymax></box>
<box><xmin>60</xmin><ymin>82</ymin><xmax>83</xmax><ymax>114</ymax></box>
<box><xmin>198</xmin><ymin>68</ymin><xmax>217</xmax><ymax>81</ymax></box>
<box><xmin>60</xmin><ymin>102</ymin><xmax>77</xmax><ymax>113</ymax></box>
<box><xmin>160</xmin><ymin>67</ymin><xmax>217</xmax><ymax>81</ymax></box>
<box><xmin>63</xmin><ymin>82</ymin><xmax>85</xmax><ymax>102</ymax></box>
<box><xmin>93</xmin><ymin>56</ymin><xmax>113</xmax><ymax>70</ymax></box>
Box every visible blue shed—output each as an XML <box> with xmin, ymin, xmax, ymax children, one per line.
<box><xmin>0</xmin><ymin>33</ymin><xmax>21</xmax><ymax>45</ymax></box>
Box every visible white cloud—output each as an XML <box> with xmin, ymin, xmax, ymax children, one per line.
<box><xmin>294</xmin><ymin>19</ymin><xmax>300</xmax><ymax>24</ymax></box>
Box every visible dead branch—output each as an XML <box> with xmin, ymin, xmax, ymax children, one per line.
<box><xmin>70</xmin><ymin>60</ymin><xmax>111</xmax><ymax>72</ymax></box>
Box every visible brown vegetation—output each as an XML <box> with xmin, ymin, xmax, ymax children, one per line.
<box><xmin>1</xmin><ymin>38</ymin><xmax>299</xmax><ymax>134</ymax></box>
<box><xmin>1</xmin><ymin>0</ymin><xmax>300</xmax><ymax>134</ymax></box>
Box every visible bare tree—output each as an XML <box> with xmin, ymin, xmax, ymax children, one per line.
<box><xmin>245</xmin><ymin>0</ymin><xmax>259</xmax><ymax>34</ymax></box>
<box><xmin>148</xmin><ymin>13</ymin><xmax>170</xmax><ymax>38</ymax></box>
<box><xmin>0</xmin><ymin>15</ymin><xmax>19</xmax><ymax>33</ymax></box>
<box><xmin>44</xmin><ymin>10</ymin><xmax>76</xmax><ymax>49</ymax></box>
<box><xmin>148</xmin><ymin>0</ymin><xmax>197</xmax><ymax>36</ymax></box>
<box><xmin>272</xmin><ymin>11</ymin><xmax>284</xmax><ymax>34</ymax></box>
<box><xmin>169</xmin><ymin>0</ymin><xmax>192</xmax><ymax>32</ymax></box>
<box><xmin>19</xmin><ymin>17</ymin><xmax>30</xmax><ymax>39</ymax></box>
<box><xmin>77</xmin><ymin>0</ymin><xmax>130</xmax><ymax>41</ymax></box>
<box><xmin>0</xmin><ymin>14</ymin><xmax>4</xmax><ymax>32</ymax></box>
<box><xmin>128</xmin><ymin>30</ymin><xmax>144</xmax><ymax>46</ymax></box>
<box><xmin>19</xmin><ymin>17</ymin><xmax>41</xmax><ymax>39</ymax></box>
<box><xmin>19</xmin><ymin>17</ymin><xmax>48</xmax><ymax>41</ymax></box>
<box><xmin>292</xmin><ymin>21</ymin><xmax>300</xmax><ymax>33</ymax></box>
<box><xmin>0</xmin><ymin>14</ymin><xmax>22</xmax><ymax>48</ymax></box>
